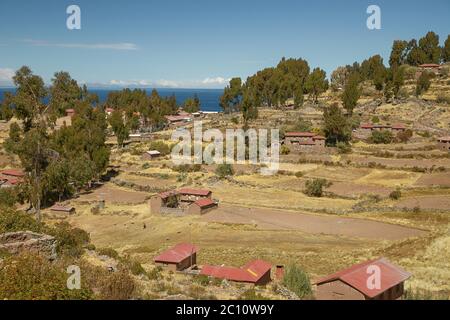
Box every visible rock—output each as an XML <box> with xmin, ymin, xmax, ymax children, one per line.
<box><xmin>0</xmin><ymin>231</ymin><xmax>57</xmax><ymax>260</ymax></box>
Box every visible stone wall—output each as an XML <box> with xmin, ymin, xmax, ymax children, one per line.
<box><xmin>0</xmin><ymin>231</ymin><xmax>57</xmax><ymax>260</ymax></box>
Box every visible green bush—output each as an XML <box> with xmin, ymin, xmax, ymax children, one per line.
<box><xmin>215</xmin><ymin>164</ymin><xmax>234</xmax><ymax>178</ymax></box>
<box><xmin>336</xmin><ymin>142</ymin><xmax>352</xmax><ymax>154</ymax></box>
<box><xmin>282</xmin><ymin>263</ymin><xmax>312</xmax><ymax>299</ymax></box>
<box><xmin>97</xmin><ymin>247</ymin><xmax>120</xmax><ymax>260</ymax></box>
<box><xmin>370</xmin><ymin>130</ymin><xmax>394</xmax><ymax>144</ymax></box>
<box><xmin>49</xmin><ymin>222</ymin><xmax>90</xmax><ymax>258</ymax></box>
<box><xmin>238</xmin><ymin>289</ymin><xmax>269</xmax><ymax>300</ymax></box>
<box><xmin>0</xmin><ymin>189</ymin><xmax>18</xmax><ymax>207</ymax></box>
<box><xmin>281</xmin><ymin>145</ymin><xmax>290</xmax><ymax>155</ymax></box>
<box><xmin>0</xmin><ymin>207</ymin><xmax>44</xmax><ymax>234</ymax></box>
<box><xmin>0</xmin><ymin>252</ymin><xmax>93</xmax><ymax>300</ymax></box>
<box><xmin>149</xmin><ymin>141</ymin><xmax>170</xmax><ymax>155</ymax></box>
<box><xmin>304</xmin><ymin>178</ymin><xmax>331</xmax><ymax>197</ymax></box>
<box><xmin>294</xmin><ymin>171</ymin><xmax>303</xmax><ymax>178</ymax></box>
<box><xmin>389</xmin><ymin>189</ymin><xmax>402</xmax><ymax>200</ymax></box>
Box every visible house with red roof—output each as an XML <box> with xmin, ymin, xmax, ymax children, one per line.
<box><xmin>314</xmin><ymin>257</ymin><xmax>411</xmax><ymax>300</ymax></box>
<box><xmin>355</xmin><ymin>123</ymin><xmax>408</xmax><ymax>140</ymax></box>
<box><xmin>0</xmin><ymin>169</ymin><xmax>24</xmax><ymax>189</ymax></box>
<box><xmin>154</xmin><ymin>243</ymin><xmax>198</xmax><ymax>271</ymax></box>
<box><xmin>284</xmin><ymin>132</ymin><xmax>326</xmax><ymax>152</ymax></box>
<box><xmin>149</xmin><ymin>188</ymin><xmax>217</xmax><ymax>215</ymax></box>
<box><xmin>201</xmin><ymin>260</ymin><xmax>272</xmax><ymax>286</ymax></box>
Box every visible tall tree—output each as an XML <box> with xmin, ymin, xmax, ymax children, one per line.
<box><xmin>305</xmin><ymin>68</ymin><xmax>328</xmax><ymax>103</ymax></box>
<box><xmin>109</xmin><ymin>110</ymin><xmax>129</xmax><ymax>148</ymax></box>
<box><xmin>220</xmin><ymin>78</ymin><xmax>243</xmax><ymax>113</ymax></box>
<box><xmin>323</xmin><ymin>104</ymin><xmax>351</xmax><ymax>146</ymax></box>
<box><xmin>418</xmin><ymin>31</ymin><xmax>441</xmax><ymax>64</ymax></box>
<box><xmin>443</xmin><ymin>35</ymin><xmax>450</xmax><ymax>63</ymax></box>
<box><xmin>49</xmin><ymin>71</ymin><xmax>82</xmax><ymax>116</ymax></box>
<box><xmin>341</xmin><ymin>73</ymin><xmax>360</xmax><ymax>116</ymax></box>
<box><xmin>389</xmin><ymin>40</ymin><xmax>408</xmax><ymax>70</ymax></box>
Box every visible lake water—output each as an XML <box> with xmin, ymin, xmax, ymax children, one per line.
<box><xmin>0</xmin><ymin>87</ymin><xmax>223</xmax><ymax>112</ymax></box>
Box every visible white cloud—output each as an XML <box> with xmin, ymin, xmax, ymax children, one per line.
<box><xmin>0</xmin><ymin>68</ymin><xmax>15</xmax><ymax>82</ymax></box>
<box><xmin>23</xmin><ymin>39</ymin><xmax>138</xmax><ymax>51</ymax></box>
<box><xmin>202</xmin><ymin>77</ymin><xmax>230</xmax><ymax>85</ymax></box>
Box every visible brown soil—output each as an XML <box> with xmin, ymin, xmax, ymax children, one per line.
<box><xmin>75</xmin><ymin>184</ymin><xmax>149</xmax><ymax>204</ymax></box>
<box><xmin>203</xmin><ymin>204</ymin><xmax>425</xmax><ymax>240</ymax></box>
<box><xmin>395</xmin><ymin>195</ymin><xmax>450</xmax><ymax>210</ymax></box>
<box><xmin>414</xmin><ymin>173</ymin><xmax>450</xmax><ymax>187</ymax></box>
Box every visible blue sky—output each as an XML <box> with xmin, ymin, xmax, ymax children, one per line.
<box><xmin>0</xmin><ymin>0</ymin><xmax>449</xmax><ymax>88</ymax></box>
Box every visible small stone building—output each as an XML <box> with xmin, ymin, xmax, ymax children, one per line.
<box><xmin>284</xmin><ymin>132</ymin><xmax>326</xmax><ymax>152</ymax></box>
<box><xmin>187</xmin><ymin>198</ymin><xmax>218</xmax><ymax>215</ymax></box>
<box><xmin>437</xmin><ymin>136</ymin><xmax>450</xmax><ymax>152</ymax></box>
<box><xmin>154</xmin><ymin>243</ymin><xmax>198</xmax><ymax>271</ymax></box>
<box><xmin>314</xmin><ymin>257</ymin><xmax>411</xmax><ymax>300</ymax></box>
<box><xmin>150</xmin><ymin>188</ymin><xmax>216</xmax><ymax>215</ymax></box>
<box><xmin>142</xmin><ymin>150</ymin><xmax>161</xmax><ymax>160</ymax></box>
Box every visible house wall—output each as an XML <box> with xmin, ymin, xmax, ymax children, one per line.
<box><xmin>155</xmin><ymin>253</ymin><xmax>197</xmax><ymax>271</ymax></box>
<box><xmin>315</xmin><ymin>280</ymin><xmax>365</xmax><ymax>300</ymax></box>
<box><xmin>149</xmin><ymin>196</ymin><xmax>162</xmax><ymax>214</ymax></box>
<box><xmin>187</xmin><ymin>203</ymin><xmax>217</xmax><ymax>215</ymax></box>
<box><xmin>370</xmin><ymin>283</ymin><xmax>405</xmax><ymax>300</ymax></box>
<box><xmin>255</xmin><ymin>270</ymin><xmax>272</xmax><ymax>286</ymax></box>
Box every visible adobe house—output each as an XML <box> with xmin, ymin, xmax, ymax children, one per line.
<box><xmin>165</xmin><ymin>114</ymin><xmax>192</xmax><ymax>128</ymax></box>
<box><xmin>314</xmin><ymin>257</ymin><xmax>411</xmax><ymax>300</ymax></box>
<box><xmin>178</xmin><ymin>188</ymin><xmax>212</xmax><ymax>202</ymax></box>
<box><xmin>150</xmin><ymin>188</ymin><xmax>216</xmax><ymax>215</ymax></box>
<box><xmin>354</xmin><ymin>123</ymin><xmax>407</xmax><ymax>140</ymax></box>
<box><xmin>50</xmin><ymin>204</ymin><xmax>76</xmax><ymax>215</ymax></box>
<box><xmin>0</xmin><ymin>169</ymin><xmax>24</xmax><ymax>188</ymax></box>
<box><xmin>437</xmin><ymin>136</ymin><xmax>450</xmax><ymax>152</ymax></box>
<box><xmin>201</xmin><ymin>260</ymin><xmax>272</xmax><ymax>286</ymax></box>
<box><xmin>187</xmin><ymin>198</ymin><xmax>218</xmax><ymax>215</ymax></box>
<box><xmin>154</xmin><ymin>243</ymin><xmax>198</xmax><ymax>271</ymax></box>
<box><xmin>142</xmin><ymin>150</ymin><xmax>161</xmax><ymax>160</ymax></box>
<box><xmin>284</xmin><ymin>132</ymin><xmax>326</xmax><ymax>152</ymax></box>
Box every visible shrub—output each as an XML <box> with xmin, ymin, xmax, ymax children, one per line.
<box><xmin>281</xmin><ymin>145</ymin><xmax>290</xmax><ymax>155</ymax></box>
<box><xmin>230</xmin><ymin>117</ymin><xmax>239</xmax><ymax>125</ymax></box>
<box><xmin>193</xmin><ymin>274</ymin><xmax>210</xmax><ymax>286</ymax></box>
<box><xmin>371</xmin><ymin>116</ymin><xmax>380</xmax><ymax>123</ymax></box>
<box><xmin>49</xmin><ymin>222</ymin><xmax>90</xmax><ymax>258</ymax></box>
<box><xmin>336</xmin><ymin>141</ymin><xmax>352</xmax><ymax>154</ymax></box>
<box><xmin>238</xmin><ymin>289</ymin><xmax>269</xmax><ymax>300</ymax></box>
<box><xmin>97</xmin><ymin>247</ymin><xmax>119</xmax><ymax>260</ymax></box>
<box><xmin>0</xmin><ymin>207</ymin><xmax>44</xmax><ymax>234</ymax></box>
<box><xmin>95</xmin><ymin>270</ymin><xmax>136</xmax><ymax>300</ymax></box>
<box><xmin>389</xmin><ymin>189</ymin><xmax>402</xmax><ymax>200</ymax></box>
<box><xmin>304</xmin><ymin>178</ymin><xmax>331</xmax><ymax>197</ymax></box>
<box><xmin>0</xmin><ymin>189</ymin><xmax>17</xmax><ymax>207</ymax></box>
<box><xmin>396</xmin><ymin>129</ymin><xmax>413</xmax><ymax>143</ymax></box>
<box><xmin>149</xmin><ymin>141</ymin><xmax>170</xmax><ymax>155</ymax></box>
<box><xmin>0</xmin><ymin>252</ymin><xmax>93</xmax><ymax>300</ymax></box>
<box><xmin>294</xmin><ymin>171</ymin><xmax>303</xmax><ymax>178</ymax></box>
<box><xmin>215</xmin><ymin>164</ymin><xmax>234</xmax><ymax>178</ymax></box>
<box><xmin>370</xmin><ymin>130</ymin><xmax>394</xmax><ymax>144</ymax></box>
<box><xmin>147</xmin><ymin>266</ymin><xmax>162</xmax><ymax>280</ymax></box>
<box><xmin>436</xmin><ymin>93</ymin><xmax>450</xmax><ymax>104</ymax></box>
<box><xmin>127</xmin><ymin>260</ymin><xmax>147</xmax><ymax>276</ymax></box>
<box><xmin>282</xmin><ymin>263</ymin><xmax>312</xmax><ymax>299</ymax></box>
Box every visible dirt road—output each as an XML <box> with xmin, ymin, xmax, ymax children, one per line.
<box><xmin>203</xmin><ymin>204</ymin><xmax>426</xmax><ymax>240</ymax></box>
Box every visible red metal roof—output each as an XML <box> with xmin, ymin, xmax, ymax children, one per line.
<box><xmin>178</xmin><ymin>188</ymin><xmax>211</xmax><ymax>197</ymax></box>
<box><xmin>391</xmin><ymin>123</ymin><xmax>406</xmax><ymax>129</ymax></box>
<box><xmin>419</xmin><ymin>64</ymin><xmax>441</xmax><ymax>68</ymax></box>
<box><xmin>1</xmin><ymin>169</ymin><xmax>25</xmax><ymax>177</ymax></box>
<box><xmin>165</xmin><ymin>115</ymin><xmax>191</xmax><ymax>122</ymax></box>
<box><xmin>313</xmin><ymin>135</ymin><xmax>326</xmax><ymax>140</ymax></box>
<box><xmin>360</xmin><ymin>123</ymin><xmax>374</xmax><ymax>129</ymax></box>
<box><xmin>50</xmin><ymin>204</ymin><xmax>75</xmax><ymax>212</ymax></box>
<box><xmin>194</xmin><ymin>198</ymin><xmax>216</xmax><ymax>208</ymax></box>
<box><xmin>157</xmin><ymin>190</ymin><xmax>178</xmax><ymax>199</ymax></box>
<box><xmin>201</xmin><ymin>260</ymin><xmax>271</xmax><ymax>284</ymax></box>
<box><xmin>285</xmin><ymin>132</ymin><xmax>315</xmax><ymax>137</ymax></box>
<box><xmin>154</xmin><ymin>243</ymin><xmax>198</xmax><ymax>264</ymax></box>
<box><xmin>314</xmin><ymin>257</ymin><xmax>411</xmax><ymax>298</ymax></box>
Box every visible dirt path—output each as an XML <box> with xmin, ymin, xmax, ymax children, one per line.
<box><xmin>203</xmin><ymin>204</ymin><xmax>426</xmax><ymax>240</ymax></box>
